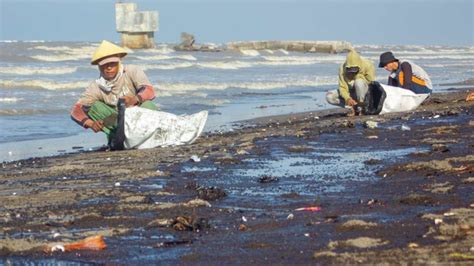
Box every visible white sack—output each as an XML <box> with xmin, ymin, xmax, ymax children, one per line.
<box><xmin>123</xmin><ymin>107</ymin><xmax>208</xmax><ymax>149</ymax></box>
<box><xmin>379</xmin><ymin>84</ymin><xmax>429</xmax><ymax>114</ymax></box>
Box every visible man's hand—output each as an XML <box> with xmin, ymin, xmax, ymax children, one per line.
<box><xmin>84</xmin><ymin>119</ymin><xmax>104</xmax><ymax>133</ymax></box>
<box><xmin>120</xmin><ymin>95</ymin><xmax>139</xmax><ymax>107</ymax></box>
<box><xmin>346</xmin><ymin>98</ymin><xmax>358</xmax><ymax>106</ymax></box>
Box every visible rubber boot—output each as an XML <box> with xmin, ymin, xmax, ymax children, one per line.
<box><xmin>108</xmin><ymin>99</ymin><xmax>126</xmax><ymax>150</ymax></box>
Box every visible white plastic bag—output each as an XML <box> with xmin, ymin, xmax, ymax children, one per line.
<box><xmin>364</xmin><ymin>82</ymin><xmax>430</xmax><ymax>115</ymax></box>
<box><xmin>379</xmin><ymin>84</ymin><xmax>429</xmax><ymax>114</ymax></box>
<box><xmin>123</xmin><ymin>107</ymin><xmax>208</xmax><ymax>149</ymax></box>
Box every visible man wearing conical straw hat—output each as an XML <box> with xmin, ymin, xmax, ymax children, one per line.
<box><xmin>70</xmin><ymin>40</ymin><xmax>158</xmax><ymax>146</ymax></box>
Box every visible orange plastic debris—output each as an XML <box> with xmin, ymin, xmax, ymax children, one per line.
<box><xmin>295</xmin><ymin>207</ymin><xmax>321</xmax><ymax>212</ymax></box>
<box><xmin>466</xmin><ymin>92</ymin><xmax>474</xmax><ymax>102</ymax></box>
<box><xmin>63</xmin><ymin>235</ymin><xmax>107</xmax><ymax>251</ymax></box>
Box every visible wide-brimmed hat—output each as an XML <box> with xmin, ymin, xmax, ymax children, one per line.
<box><xmin>378</xmin><ymin>51</ymin><xmax>398</xmax><ymax>68</ymax></box>
<box><xmin>91</xmin><ymin>40</ymin><xmax>127</xmax><ymax>65</ymax></box>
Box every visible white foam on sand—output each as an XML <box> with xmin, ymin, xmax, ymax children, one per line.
<box><xmin>0</xmin><ymin>79</ymin><xmax>89</xmax><ymax>90</ymax></box>
<box><xmin>0</xmin><ymin>66</ymin><xmax>78</xmax><ymax>75</ymax></box>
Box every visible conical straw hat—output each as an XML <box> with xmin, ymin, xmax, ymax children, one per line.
<box><xmin>91</xmin><ymin>40</ymin><xmax>127</xmax><ymax>65</ymax></box>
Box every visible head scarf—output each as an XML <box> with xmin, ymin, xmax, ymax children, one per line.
<box><xmin>95</xmin><ymin>63</ymin><xmax>124</xmax><ymax>93</ymax></box>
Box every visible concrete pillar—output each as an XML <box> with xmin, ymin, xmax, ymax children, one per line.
<box><xmin>115</xmin><ymin>3</ymin><xmax>159</xmax><ymax>49</ymax></box>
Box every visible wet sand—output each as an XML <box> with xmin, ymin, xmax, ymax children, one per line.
<box><xmin>0</xmin><ymin>89</ymin><xmax>473</xmax><ymax>264</ymax></box>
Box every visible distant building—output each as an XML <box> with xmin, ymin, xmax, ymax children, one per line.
<box><xmin>115</xmin><ymin>1</ymin><xmax>159</xmax><ymax>49</ymax></box>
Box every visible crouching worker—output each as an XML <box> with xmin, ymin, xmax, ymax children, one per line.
<box><xmin>378</xmin><ymin>51</ymin><xmax>432</xmax><ymax>94</ymax></box>
<box><xmin>362</xmin><ymin>52</ymin><xmax>433</xmax><ymax>115</ymax></box>
<box><xmin>326</xmin><ymin>50</ymin><xmax>375</xmax><ymax>116</ymax></box>
<box><xmin>70</xmin><ymin>40</ymin><xmax>158</xmax><ymax>149</ymax></box>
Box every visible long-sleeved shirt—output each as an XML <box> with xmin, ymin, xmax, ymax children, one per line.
<box><xmin>388</xmin><ymin>60</ymin><xmax>432</xmax><ymax>94</ymax></box>
<box><xmin>388</xmin><ymin>62</ymin><xmax>413</xmax><ymax>90</ymax></box>
<box><xmin>71</xmin><ymin>65</ymin><xmax>156</xmax><ymax>127</ymax></box>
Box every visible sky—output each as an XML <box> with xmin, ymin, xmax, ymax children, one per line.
<box><xmin>0</xmin><ymin>0</ymin><xmax>473</xmax><ymax>45</ymax></box>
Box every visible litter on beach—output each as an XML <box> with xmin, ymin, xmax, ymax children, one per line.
<box><xmin>190</xmin><ymin>155</ymin><xmax>201</xmax><ymax>162</ymax></box>
<box><xmin>48</xmin><ymin>235</ymin><xmax>107</xmax><ymax>252</ymax></box>
<box><xmin>295</xmin><ymin>207</ymin><xmax>321</xmax><ymax>212</ymax></box>
<box><xmin>401</xmin><ymin>124</ymin><xmax>411</xmax><ymax>131</ymax></box>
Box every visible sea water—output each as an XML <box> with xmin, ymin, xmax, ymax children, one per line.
<box><xmin>0</xmin><ymin>41</ymin><xmax>473</xmax><ymax>161</ymax></box>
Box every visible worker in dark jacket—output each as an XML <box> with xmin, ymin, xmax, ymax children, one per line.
<box><xmin>379</xmin><ymin>51</ymin><xmax>432</xmax><ymax>94</ymax></box>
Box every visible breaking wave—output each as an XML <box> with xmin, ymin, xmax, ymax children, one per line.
<box><xmin>146</xmin><ymin>46</ymin><xmax>175</xmax><ymax>54</ymax></box>
<box><xmin>31</xmin><ymin>54</ymin><xmax>90</xmax><ymax>62</ymax></box>
<box><xmin>135</xmin><ymin>54</ymin><xmax>197</xmax><ymax>61</ymax></box>
<box><xmin>0</xmin><ymin>108</ymin><xmax>58</xmax><ymax>116</ymax></box>
<box><xmin>137</xmin><ymin>62</ymin><xmax>195</xmax><ymax>71</ymax></box>
<box><xmin>137</xmin><ymin>55</ymin><xmax>343</xmax><ymax>71</ymax></box>
<box><xmin>0</xmin><ymin>66</ymin><xmax>78</xmax><ymax>75</ymax></box>
<box><xmin>158</xmin><ymin>77</ymin><xmax>336</xmax><ymax>92</ymax></box>
<box><xmin>262</xmin><ymin>55</ymin><xmax>345</xmax><ymax>64</ymax></box>
<box><xmin>31</xmin><ymin>46</ymin><xmax>77</xmax><ymax>52</ymax></box>
<box><xmin>0</xmin><ymin>79</ymin><xmax>89</xmax><ymax>90</ymax></box>
<box><xmin>240</xmin><ymin>49</ymin><xmax>260</xmax><ymax>57</ymax></box>
<box><xmin>0</xmin><ymin>97</ymin><xmax>23</xmax><ymax>103</ymax></box>
<box><xmin>29</xmin><ymin>45</ymin><xmax>117</xmax><ymax>62</ymax></box>
<box><xmin>196</xmin><ymin>61</ymin><xmax>254</xmax><ymax>70</ymax></box>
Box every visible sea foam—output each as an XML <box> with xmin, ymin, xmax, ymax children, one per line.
<box><xmin>0</xmin><ymin>79</ymin><xmax>89</xmax><ymax>90</ymax></box>
<box><xmin>0</xmin><ymin>66</ymin><xmax>78</xmax><ymax>75</ymax></box>
<box><xmin>135</xmin><ymin>54</ymin><xmax>197</xmax><ymax>61</ymax></box>
<box><xmin>157</xmin><ymin>77</ymin><xmax>336</xmax><ymax>92</ymax></box>
<box><xmin>0</xmin><ymin>97</ymin><xmax>23</xmax><ymax>103</ymax></box>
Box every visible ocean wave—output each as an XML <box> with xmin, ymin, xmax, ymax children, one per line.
<box><xmin>0</xmin><ymin>108</ymin><xmax>58</xmax><ymax>116</ymax></box>
<box><xmin>0</xmin><ymin>66</ymin><xmax>78</xmax><ymax>75</ymax></box>
<box><xmin>137</xmin><ymin>62</ymin><xmax>195</xmax><ymax>71</ymax></box>
<box><xmin>261</xmin><ymin>55</ymin><xmax>346</xmax><ymax>66</ymax></box>
<box><xmin>31</xmin><ymin>54</ymin><xmax>90</xmax><ymax>62</ymax></box>
<box><xmin>0</xmin><ymin>79</ymin><xmax>89</xmax><ymax>90</ymax></box>
<box><xmin>137</xmin><ymin>58</ymin><xmax>325</xmax><ymax>71</ymax></box>
<box><xmin>0</xmin><ymin>97</ymin><xmax>23</xmax><ymax>103</ymax></box>
<box><xmin>29</xmin><ymin>45</ymin><xmax>104</xmax><ymax>62</ymax></box>
<box><xmin>138</xmin><ymin>56</ymin><xmax>343</xmax><ymax>71</ymax></box>
<box><xmin>358</xmin><ymin>45</ymin><xmax>474</xmax><ymax>55</ymax></box>
<box><xmin>196</xmin><ymin>61</ymin><xmax>254</xmax><ymax>70</ymax></box>
<box><xmin>403</xmin><ymin>54</ymin><xmax>474</xmax><ymax>60</ymax></box>
<box><xmin>135</xmin><ymin>54</ymin><xmax>197</xmax><ymax>61</ymax></box>
<box><xmin>240</xmin><ymin>49</ymin><xmax>260</xmax><ymax>57</ymax></box>
<box><xmin>145</xmin><ymin>45</ymin><xmax>175</xmax><ymax>54</ymax></box>
<box><xmin>158</xmin><ymin>77</ymin><xmax>336</xmax><ymax>92</ymax></box>
<box><xmin>31</xmin><ymin>46</ymin><xmax>75</xmax><ymax>52</ymax></box>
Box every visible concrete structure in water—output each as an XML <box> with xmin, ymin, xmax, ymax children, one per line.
<box><xmin>115</xmin><ymin>2</ymin><xmax>159</xmax><ymax>49</ymax></box>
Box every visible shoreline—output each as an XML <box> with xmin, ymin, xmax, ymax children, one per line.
<box><xmin>0</xmin><ymin>89</ymin><xmax>473</xmax><ymax>264</ymax></box>
<box><xmin>1</xmin><ymin>87</ymin><xmax>470</xmax><ymax>163</ymax></box>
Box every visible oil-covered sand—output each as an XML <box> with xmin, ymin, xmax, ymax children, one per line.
<box><xmin>1</xmin><ymin>90</ymin><xmax>473</xmax><ymax>265</ymax></box>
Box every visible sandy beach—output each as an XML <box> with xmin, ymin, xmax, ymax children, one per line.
<box><xmin>0</xmin><ymin>87</ymin><xmax>473</xmax><ymax>264</ymax></box>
